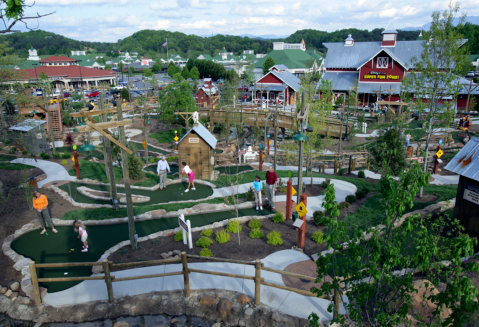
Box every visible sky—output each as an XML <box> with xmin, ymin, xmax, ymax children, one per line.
<box><xmin>14</xmin><ymin>0</ymin><xmax>479</xmax><ymax>42</ymax></box>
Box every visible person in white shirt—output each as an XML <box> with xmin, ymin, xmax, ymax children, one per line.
<box><xmin>181</xmin><ymin>162</ymin><xmax>195</xmax><ymax>192</ymax></box>
<box><xmin>157</xmin><ymin>156</ymin><xmax>171</xmax><ymax>190</ymax></box>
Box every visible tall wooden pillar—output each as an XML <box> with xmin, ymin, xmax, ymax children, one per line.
<box><xmin>298</xmin><ymin>194</ymin><xmax>307</xmax><ymax>249</ymax></box>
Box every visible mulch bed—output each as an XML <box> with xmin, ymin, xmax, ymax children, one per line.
<box><xmin>109</xmin><ymin>218</ymin><xmax>329</xmax><ymax>272</ymax></box>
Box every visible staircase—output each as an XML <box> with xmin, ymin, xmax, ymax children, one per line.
<box><xmin>48</xmin><ymin>108</ymin><xmax>63</xmax><ymax>141</ymax></box>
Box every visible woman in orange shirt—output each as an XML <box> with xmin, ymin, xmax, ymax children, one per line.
<box><xmin>33</xmin><ymin>190</ymin><xmax>57</xmax><ymax>234</ymax></box>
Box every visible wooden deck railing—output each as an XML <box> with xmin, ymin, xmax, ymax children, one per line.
<box><xmin>29</xmin><ymin>253</ymin><xmax>341</xmax><ymax>318</ymax></box>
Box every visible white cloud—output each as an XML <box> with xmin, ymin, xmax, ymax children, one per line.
<box><xmin>149</xmin><ymin>2</ymin><xmax>178</xmax><ymax>10</ymax></box>
<box><xmin>138</xmin><ymin>20</ymin><xmax>172</xmax><ymax>30</ymax></box>
<box><xmin>158</xmin><ymin>12</ymin><xmax>193</xmax><ymax>19</ymax></box>
<box><xmin>179</xmin><ymin>19</ymin><xmax>227</xmax><ymax>30</ymax></box>
<box><xmin>35</xmin><ymin>0</ymin><xmax>130</xmax><ymax>6</ymax></box>
<box><xmin>230</xmin><ymin>5</ymin><xmax>285</xmax><ymax>16</ymax></box>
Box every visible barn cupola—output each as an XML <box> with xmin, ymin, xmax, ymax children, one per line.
<box><xmin>344</xmin><ymin>34</ymin><xmax>354</xmax><ymax>46</ymax></box>
<box><xmin>382</xmin><ymin>22</ymin><xmax>398</xmax><ymax>47</ymax></box>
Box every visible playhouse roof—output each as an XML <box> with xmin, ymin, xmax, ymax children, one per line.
<box><xmin>178</xmin><ymin>122</ymin><xmax>217</xmax><ymax>149</ymax></box>
<box><xmin>9</xmin><ymin>119</ymin><xmax>46</xmax><ymax>132</ymax></box>
<box><xmin>444</xmin><ymin>136</ymin><xmax>479</xmax><ymax>181</ymax></box>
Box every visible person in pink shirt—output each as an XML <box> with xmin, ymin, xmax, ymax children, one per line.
<box><xmin>182</xmin><ymin>162</ymin><xmax>196</xmax><ymax>192</ymax></box>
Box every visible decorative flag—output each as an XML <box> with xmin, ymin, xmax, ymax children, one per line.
<box><xmin>162</xmin><ymin>40</ymin><xmax>167</xmax><ymax>47</ymax></box>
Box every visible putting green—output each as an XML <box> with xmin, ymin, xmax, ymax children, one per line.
<box><xmin>58</xmin><ymin>181</ymin><xmax>214</xmax><ymax>206</ymax></box>
<box><xmin>129</xmin><ymin>142</ymin><xmax>169</xmax><ymax>155</ymax></box>
<box><xmin>215</xmin><ymin>165</ymin><xmax>255</xmax><ymax>175</ymax></box>
<box><xmin>55</xmin><ymin>146</ymin><xmax>104</xmax><ymax>160</ymax></box>
<box><xmin>11</xmin><ymin>207</ymin><xmax>274</xmax><ymax>292</ymax></box>
<box><xmin>144</xmin><ymin>164</ymin><xmax>179</xmax><ymax>176</ymax></box>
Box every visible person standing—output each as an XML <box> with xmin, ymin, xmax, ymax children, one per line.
<box><xmin>182</xmin><ymin>162</ymin><xmax>196</xmax><ymax>192</ymax></box>
<box><xmin>33</xmin><ymin>190</ymin><xmax>57</xmax><ymax>234</ymax></box>
<box><xmin>157</xmin><ymin>156</ymin><xmax>171</xmax><ymax>190</ymax></box>
<box><xmin>405</xmin><ymin>132</ymin><xmax>412</xmax><ymax>148</ymax></box>
<box><xmin>253</xmin><ymin>175</ymin><xmax>263</xmax><ymax>211</ymax></box>
<box><xmin>265</xmin><ymin>165</ymin><xmax>277</xmax><ymax>213</ymax></box>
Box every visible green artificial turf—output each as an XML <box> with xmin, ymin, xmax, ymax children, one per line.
<box><xmin>11</xmin><ymin>207</ymin><xmax>274</xmax><ymax>293</ymax></box>
<box><xmin>149</xmin><ymin>128</ymin><xmax>186</xmax><ymax>144</ymax></box>
<box><xmin>442</xmin><ymin>151</ymin><xmax>459</xmax><ymax>160</ymax></box>
<box><xmin>407</xmin><ymin>120</ymin><xmax>423</xmax><ymax>129</ymax></box>
<box><xmin>214</xmin><ymin>149</ymin><xmax>223</xmax><ymax>154</ymax></box>
<box><xmin>0</xmin><ymin>162</ymin><xmax>35</xmax><ymax>170</ymax></box>
<box><xmin>144</xmin><ymin>164</ymin><xmax>179</xmax><ymax>176</ymax></box>
<box><xmin>68</xmin><ymin>160</ymin><xmax>124</xmax><ymax>183</ymax></box>
<box><xmin>59</xmin><ymin>180</ymin><xmax>214</xmax><ymax>207</ymax></box>
<box><xmin>56</xmin><ymin>146</ymin><xmax>104</xmax><ymax>160</ymax></box>
<box><xmin>0</xmin><ymin>154</ymin><xmax>16</xmax><ymax>161</ymax></box>
<box><xmin>129</xmin><ymin>142</ymin><xmax>169</xmax><ymax>155</ymax></box>
<box><xmin>215</xmin><ymin>165</ymin><xmax>255</xmax><ymax>175</ymax></box>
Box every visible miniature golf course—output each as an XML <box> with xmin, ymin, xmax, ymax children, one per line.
<box><xmin>129</xmin><ymin>142</ymin><xmax>169</xmax><ymax>155</ymax></box>
<box><xmin>11</xmin><ymin>207</ymin><xmax>274</xmax><ymax>293</ymax></box>
<box><xmin>215</xmin><ymin>165</ymin><xmax>254</xmax><ymax>175</ymax></box>
<box><xmin>58</xmin><ymin>181</ymin><xmax>214</xmax><ymax>206</ymax></box>
<box><xmin>143</xmin><ymin>164</ymin><xmax>179</xmax><ymax>176</ymax></box>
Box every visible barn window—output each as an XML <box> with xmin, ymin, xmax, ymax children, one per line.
<box><xmin>377</xmin><ymin>57</ymin><xmax>389</xmax><ymax>68</ymax></box>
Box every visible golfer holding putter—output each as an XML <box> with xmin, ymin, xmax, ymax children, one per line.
<box><xmin>157</xmin><ymin>156</ymin><xmax>171</xmax><ymax>190</ymax></box>
<box><xmin>33</xmin><ymin>190</ymin><xmax>57</xmax><ymax>234</ymax></box>
<box><xmin>265</xmin><ymin>166</ymin><xmax>278</xmax><ymax>213</ymax></box>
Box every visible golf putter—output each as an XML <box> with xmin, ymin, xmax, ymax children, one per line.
<box><xmin>69</xmin><ymin>237</ymin><xmax>80</xmax><ymax>253</ymax></box>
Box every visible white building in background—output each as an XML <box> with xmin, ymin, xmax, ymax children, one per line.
<box><xmin>71</xmin><ymin>50</ymin><xmax>86</xmax><ymax>56</ymax></box>
<box><xmin>273</xmin><ymin>40</ymin><xmax>306</xmax><ymax>51</ymax></box>
<box><xmin>27</xmin><ymin>47</ymin><xmax>40</xmax><ymax>61</ymax></box>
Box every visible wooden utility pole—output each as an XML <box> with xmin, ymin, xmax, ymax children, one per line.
<box><xmin>274</xmin><ymin>101</ymin><xmax>278</xmax><ymax>170</ymax></box>
<box><xmin>462</xmin><ymin>79</ymin><xmax>479</xmax><ymax>112</ymax></box>
<box><xmin>117</xmin><ymin>100</ymin><xmax>136</xmax><ymax>249</ymax></box>
<box><xmin>143</xmin><ymin>83</ymin><xmax>149</xmax><ymax>166</ymax></box>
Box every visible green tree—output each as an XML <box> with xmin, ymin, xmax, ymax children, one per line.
<box><xmin>401</xmin><ymin>3</ymin><xmax>469</xmax><ymax>197</ymax></box>
<box><xmin>190</xmin><ymin>66</ymin><xmax>200</xmax><ymax>80</ymax></box>
<box><xmin>181</xmin><ymin>66</ymin><xmax>190</xmax><ymax>79</ymax></box>
<box><xmin>370</xmin><ymin>126</ymin><xmax>407</xmax><ymax>175</ymax></box>
<box><xmin>159</xmin><ymin>73</ymin><xmax>196</xmax><ymax>123</ymax></box>
<box><xmin>143</xmin><ymin>68</ymin><xmax>153</xmax><ymax>77</ymax></box>
<box><xmin>167</xmin><ymin>62</ymin><xmax>176</xmax><ymax>77</ymax></box>
<box><xmin>128</xmin><ymin>66</ymin><xmax>136</xmax><ymax>74</ymax></box>
<box><xmin>120</xmin><ymin>88</ymin><xmax>130</xmax><ymax>100</ymax></box>
<box><xmin>262</xmin><ymin>56</ymin><xmax>276</xmax><ymax>75</ymax></box>
<box><xmin>241</xmin><ymin>59</ymin><xmax>255</xmax><ymax>85</ymax></box>
<box><xmin>105</xmin><ymin>64</ymin><xmax>112</xmax><ymax>70</ymax></box>
<box><xmin>118</xmin><ymin>62</ymin><xmax>124</xmax><ymax>74</ymax></box>
<box><xmin>151</xmin><ymin>62</ymin><xmax>162</xmax><ymax>73</ymax></box>
<box><xmin>127</xmin><ymin>143</ymin><xmax>145</xmax><ymax>180</ymax></box>
<box><xmin>334</xmin><ymin>95</ymin><xmax>344</xmax><ymax>106</ymax></box>
<box><xmin>0</xmin><ymin>1</ymin><xmax>53</xmax><ymax>34</ymax></box>
<box><xmin>309</xmin><ymin>162</ymin><xmax>479</xmax><ymax>327</ymax></box>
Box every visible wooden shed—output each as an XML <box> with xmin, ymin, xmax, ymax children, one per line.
<box><xmin>178</xmin><ymin>123</ymin><xmax>217</xmax><ymax>180</ymax></box>
<box><xmin>444</xmin><ymin>136</ymin><xmax>479</xmax><ymax>244</ymax></box>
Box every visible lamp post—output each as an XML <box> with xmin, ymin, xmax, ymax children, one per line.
<box><xmin>293</xmin><ymin>92</ymin><xmax>308</xmax><ymax>204</ymax></box>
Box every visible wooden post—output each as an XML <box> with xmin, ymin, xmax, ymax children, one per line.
<box><xmin>73</xmin><ymin>151</ymin><xmax>80</xmax><ymax>178</ymax></box>
<box><xmin>298</xmin><ymin>194</ymin><xmax>307</xmax><ymax>248</ymax></box>
<box><xmin>348</xmin><ymin>155</ymin><xmax>352</xmax><ymax>174</ymax></box>
<box><xmin>259</xmin><ymin>150</ymin><xmax>263</xmax><ymax>171</ymax></box>
<box><xmin>254</xmin><ymin>259</ymin><xmax>261</xmax><ymax>306</ymax></box>
<box><xmin>286</xmin><ymin>179</ymin><xmax>293</xmax><ymax>220</ymax></box>
<box><xmin>333</xmin><ymin>286</ymin><xmax>340</xmax><ymax>319</ymax></box>
<box><xmin>181</xmin><ymin>252</ymin><xmax>190</xmax><ymax>297</ymax></box>
<box><xmin>143</xmin><ymin>88</ymin><xmax>149</xmax><ymax>166</ymax></box>
<box><xmin>274</xmin><ymin>102</ymin><xmax>278</xmax><ymax>170</ymax></box>
<box><xmin>29</xmin><ymin>261</ymin><xmax>42</xmax><ymax>306</ymax></box>
<box><xmin>352</xmin><ymin>158</ymin><xmax>357</xmax><ymax>171</ymax></box>
<box><xmin>117</xmin><ymin>101</ymin><xmax>136</xmax><ymax>249</ymax></box>
<box><xmin>102</xmin><ymin>259</ymin><xmax>114</xmax><ymax>303</ymax></box>
<box><xmin>367</xmin><ymin>151</ymin><xmax>370</xmax><ymax>170</ymax></box>
<box><xmin>334</xmin><ymin>156</ymin><xmax>337</xmax><ymax>175</ymax></box>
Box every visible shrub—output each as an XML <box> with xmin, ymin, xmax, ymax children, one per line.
<box><xmin>62</xmin><ymin>152</ymin><xmax>71</xmax><ymax>159</ymax></box>
<box><xmin>226</xmin><ymin>220</ymin><xmax>242</xmax><ymax>233</ymax></box>
<box><xmin>272</xmin><ymin>211</ymin><xmax>285</xmax><ymax>223</ymax></box>
<box><xmin>358</xmin><ymin>170</ymin><xmax>366</xmax><ymax>178</ymax></box>
<box><xmin>362</xmin><ymin>186</ymin><xmax>371</xmax><ymax>194</ymax></box>
<box><xmin>313</xmin><ymin>211</ymin><xmax>325</xmax><ymax>226</ymax></box>
<box><xmin>338</xmin><ymin>201</ymin><xmax>350</xmax><ymax>210</ymax></box>
<box><xmin>22</xmin><ymin>150</ymin><xmax>28</xmax><ymax>155</ymax></box>
<box><xmin>61</xmin><ymin>159</ymin><xmax>68</xmax><ymax>165</ymax></box>
<box><xmin>166</xmin><ymin>155</ymin><xmax>178</xmax><ymax>163</ymax></box>
<box><xmin>346</xmin><ymin>195</ymin><xmax>357</xmax><ymax>204</ymax></box>
<box><xmin>200</xmin><ymin>248</ymin><xmax>213</xmax><ymax>257</ymax></box>
<box><xmin>249</xmin><ymin>229</ymin><xmax>265</xmax><ymax>239</ymax></box>
<box><xmin>149</xmin><ymin>158</ymin><xmax>155</xmax><ymax>163</ymax></box>
<box><xmin>338</xmin><ymin>168</ymin><xmax>345</xmax><ymax>175</ymax></box>
<box><xmin>216</xmin><ymin>229</ymin><xmax>230</xmax><ymax>243</ymax></box>
<box><xmin>195</xmin><ymin>236</ymin><xmax>213</xmax><ymax>248</ymax></box>
<box><xmin>248</xmin><ymin>218</ymin><xmax>262</xmax><ymax>229</ymax></box>
<box><xmin>321</xmin><ymin>179</ymin><xmax>331</xmax><ymax>188</ymax></box>
<box><xmin>120</xmin><ymin>249</ymin><xmax>128</xmax><ymax>254</ymax></box>
<box><xmin>9</xmin><ymin>147</ymin><xmax>16</xmax><ymax>154</ymax></box>
<box><xmin>200</xmin><ymin>228</ymin><xmax>213</xmax><ymax>237</ymax></box>
<box><xmin>277</xmin><ymin>179</ymin><xmax>286</xmax><ymax>192</ymax></box>
<box><xmin>356</xmin><ymin>190</ymin><xmax>366</xmax><ymax>199</ymax></box>
<box><xmin>53</xmin><ymin>152</ymin><xmax>61</xmax><ymax>159</ymax></box>
<box><xmin>40</xmin><ymin>152</ymin><xmax>50</xmax><ymax>160</ymax></box>
<box><xmin>311</xmin><ymin>231</ymin><xmax>324</xmax><ymax>244</ymax></box>
<box><xmin>174</xmin><ymin>230</ymin><xmax>184</xmax><ymax>242</ymax></box>
<box><xmin>245</xmin><ymin>187</ymin><xmax>255</xmax><ymax>201</ymax></box>
<box><xmin>266</xmin><ymin>230</ymin><xmax>283</xmax><ymax>246</ymax></box>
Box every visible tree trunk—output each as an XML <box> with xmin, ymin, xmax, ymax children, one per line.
<box><xmin>419</xmin><ymin>116</ymin><xmax>434</xmax><ymax>198</ymax></box>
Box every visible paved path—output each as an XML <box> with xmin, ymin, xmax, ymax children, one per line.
<box><xmin>212</xmin><ymin>176</ymin><xmax>356</xmax><ymax>219</ymax></box>
<box><xmin>43</xmin><ymin>250</ymin><xmax>346</xmax><ymax>322</ymax></box>
<box><xmin>350</xmin><ymin>169</ymin><xmax>458</xmax><ymax>185</ymax></box>
<box><xmin>10</xmin><ymin>158</ymin><xmax>76</xmax><ymax>188</ymax></box>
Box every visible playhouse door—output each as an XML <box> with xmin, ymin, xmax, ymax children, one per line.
<box><xmin>188</xmin><ymin>147</ymin><xmax>201</xmax><ymax>178</ymax></box>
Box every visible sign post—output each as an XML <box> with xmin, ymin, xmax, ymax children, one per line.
<box><xmin>178</xmin><ymin>214</ymin><xmax>193</xmax><ymax>249</ymax></box>
<box><xmin>294</xmin><ymin>194</ymin><xmax>308</xmax><ymax>249</ymax></box>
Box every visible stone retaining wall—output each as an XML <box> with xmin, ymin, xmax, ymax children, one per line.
<box><xmin>77</xmin><ymin>186</ymin><xmax>150</xmax><ymax>204</ymax></box>
<box><xmin>129</xmin><ymin>140</ymin><xmax>176</xmax><ymax>155</ymax></box>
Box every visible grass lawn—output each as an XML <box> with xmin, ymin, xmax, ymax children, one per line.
<box><xmin>68</xmin><ymin>160</ymin><xmax>123</xmax><ymax>183</ymax></box>
<box><xmin>149</xmin><ymin>128</ymin><xmax>186</xmax><ymax>144</ymax></box>
<box><xmin>442</xmin><ymin>151</ymin><xmax>459</xmax><ymax>160</ymax></box>
<box><xmin>407</xmin><ymin>120</ymin><xmax>423</xmax><ymax>129</ymax></box>
<box><xmin>0</xmin><ymin>162</ymin><xmax>35</xmax><ymax>170</ymax></box>
<box><xmin>0</xmin><ymin>154</ymin><xmax>16</xmax><ymax>161</ymax></box>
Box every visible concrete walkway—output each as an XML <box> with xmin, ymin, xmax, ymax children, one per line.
<box><xmin>350</xmin><ymin>169</ymin><xmax>459</xmax><ymax>185</ymax></box>
<box><xmin>43</xmin><ymin>250</ymin><xmax>346</xmax><ymax>322</ymax></box>
<box><xmin>10</xmin><ymin>158</ymin><xmax>76</xmax><ymax>188</ymax></box>
<box><xmin>212</xmin><ymin>177</ymin><xmax>356</xmax><ymax>219</ymax></box>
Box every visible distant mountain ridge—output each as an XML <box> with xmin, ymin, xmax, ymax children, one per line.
<box><xmin>399</xmin><ymin>15</ymin><xmax>479</xmax><ymax>31</ymax></box>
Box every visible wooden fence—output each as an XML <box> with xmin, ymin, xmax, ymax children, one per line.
<box><xmin>29</xmin><ymin>253</ymin><xmax>341</xmax><ymax>318</ymax></box>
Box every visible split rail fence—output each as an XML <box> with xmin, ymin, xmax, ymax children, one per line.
<box><xmin>29</xmin><ymin>253</ymin><xmax>342</xmax><ymax>318</ymax></box>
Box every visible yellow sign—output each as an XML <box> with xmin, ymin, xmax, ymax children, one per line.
<box><xmin>262</xmin><ymin>153</ymin><xmax>265</xmax><ymax>159</ymax></box>
<box><xmin>291</xmin><ymin>187</ymin><xmax>297</xmax><ymax>196</ymax></box>
<box><xmin>213</xmin><ymin>105</ymin><xmax>215</xmax><ymax>110</ymax></box>
<box><xmin>71</xmin><ymin>156</ymin><xmax>75</xmax><ymax>162</ymax></box>
<box><xmin>363</xmin><ymin>75</ymin><xmax>399</xmax><ymax>80</ymax></box>
<box><xmin>294</xmin><ymin>202</ymin><xmax>308</xmax><ymax>216</ymax></box>
<box><xmin>174</xmin><ymin>136</ymin><xmax>179</xmax><ymax>141</ymax></box>
<box><xmin>142</xmin><ymin>141</ymin><xmax>146</xmax><ymax>149</ymax></box>
<box><xmin>436</xmin><ymin>149</ymin><xmax>444</xmax><ymax>158</ymax></box>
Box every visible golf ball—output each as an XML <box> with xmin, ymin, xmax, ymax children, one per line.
<box><xmin>64</xmin><ymin>273</ymin><xmax>68</xmax><ymax>275</ymax></box>
<box><xmin>181</xmin><ymin>193</ymin><xmax>183</xmax><ymax>195</ymax></box>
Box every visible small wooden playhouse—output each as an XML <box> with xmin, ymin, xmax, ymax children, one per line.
<box><xmin>445</xmin><ymin>136</ymin><xmax>479</xmax><ymax>243</ymax></box>
<box><xmin>177</xmin><ymin>123</ymin><xmax>217</xmax><ymax>180</ymax></box>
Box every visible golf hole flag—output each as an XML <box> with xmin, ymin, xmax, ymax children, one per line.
<box><xmin>294</xmin><ymin>202</ymin><xmax>308</xmax><ymax>217</ymax></box>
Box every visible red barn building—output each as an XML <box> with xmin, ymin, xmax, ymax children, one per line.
<box><xmin>254</xmin><ymin>65</ymin><xmax>301</xmax><ymax>107</ymax></box>
<box><xmin>321</xmin><ymin>23</ymin><xmax>478</xmax><ymax>109</ymax></box>
<box><xmin>196</xmin><ymin>78</ymin><xmax>220</xmax><ymax>107</ymax></box>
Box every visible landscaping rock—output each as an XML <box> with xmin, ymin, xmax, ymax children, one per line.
<box><xmin>217</xmin><ymin>299</ymin><xmax>232</xmax><ymax>316</ymax></box>
<box><xmin>4</xmin><ymin>289</ymin><xmax>12</xmax><ymax>297</ymax></box>
<box><xmin>8</xmin><ymin>292</ymin><xmax>18</xmax><ymax>299</ymax></box>
<box><xmin>168</xmin><ymin>251</ymin><xmax>173</xmax><ymax>256</ymax></box>
<box><xmin>410</xmin><ymin>279</ymin><xmax>451</xmax><ymax>322</ymax></box>
<box><xmin>0</xmin><ymin>287</ymin><xmax>6</xmax><ymax>294</ymax></box>
<box><xmin>160</xmin><ymin>253</ymin><xmax>170</xmax><ymax>259</ymax></box>
<box><xmin>199</xmin><ymin>295</ymin><xmax>216</xmax><ymax>306</ymax></box>
<box><xmin>212</xmin><ymin>323</ymin><xmax>221</xmax><ymax>327</ymax></box>
<box><xmin>22</xmin><ymin>297</ymin><xmax>31</xmax><ymax>305</ymax></box>
<box><xmin>244</xmin><ymin>307</ymin><xmax>254</xmax><ymax>316</ymax></box>
<box><xmin>14</xmin><ymin>296</ymin><xmax>23</xmax><ymax>303</ymax></box>
<box><xmin>113</xmin><ymin>322</ymin><xmax>131</xmax><ymax>327</ymax></box>
<box><xmin>238</xmin><ymin>294</ymin><xmax>250</xmax><ymax>304</ymax></box>
<box><xmin>10</xmin><ymin>282</ymin><xmax>19</xmax><ymax>291</ymax></box>
<box><xmin>172</xmin><ymin>250</ymin><xmax>182</xmax><ymax>256</ymax></box>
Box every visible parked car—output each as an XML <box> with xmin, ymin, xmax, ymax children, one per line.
<box><xmin>466</xmin><ymin>71</ymin><xmax>475</xmax><ymax>78</ymax></box>
<box><xmin>86</xmin><ymin>91</ymin><xmax>99</xmax><ymax>98</ymax></box>
<box><xmin>33</xmin><ymin>89</ymin><xmax>42</xmax><ymax>97</ymax></box>
<box><xmin>49</xmin><ymin>89</ymin><xmax>62</xmax><ymax>97</ymax></box>
<box><xmin>113</xmin><ymin>85</ymin><xmax>125</xmax><ymax>90</ymax></box>
<box><xmin>63</xmin><ymin>92</ymin><xmax>71</xmax><ymax>98</ymax></box>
